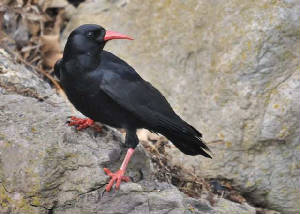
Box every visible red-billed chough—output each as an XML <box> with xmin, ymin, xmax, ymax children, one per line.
<box><xmin>54</xmin><ymin>24</ymin><xmax>211</xmax><ymax>192</ymax></box>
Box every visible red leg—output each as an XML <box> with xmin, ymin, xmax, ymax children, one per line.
<box><xmin>68</xmin><ymin>116</ymin><xmax>102</xmax><ymax>131</ymax></box>
<box><xmin>104</xmin><ymin>148</ymin><xmax>135</xmax><ymax>192</ymax></box>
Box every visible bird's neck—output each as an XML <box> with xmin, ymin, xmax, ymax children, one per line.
<box><xmin>63</xmin><ymin>41</ymin><xmax>104</xmax><ymax>71</ymax></box>
<box><xmin>63</xmin><ymin>52</ymin><xmax>102</xmax><ymax>71</ymax></box>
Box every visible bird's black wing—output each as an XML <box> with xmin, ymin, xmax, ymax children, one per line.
<box><xmin>99</xmin><ymin>67</ymin><xmax>177</xmax><ymax>126</ymax></box>
<box><xmin>99</xmin><ymin>58</ymin><xmax>211</xmax><ymax>157</ymax></box>
<box><xmin>99</xmin><ymin>51</ymin><xmax>179</xmax><ymax>122</ymax></box>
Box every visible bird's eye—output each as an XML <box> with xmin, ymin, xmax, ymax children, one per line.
<box><xmin>87</xmin><ymin>31</ymin><xmax>94</xmax><ymax>38</ymax></box>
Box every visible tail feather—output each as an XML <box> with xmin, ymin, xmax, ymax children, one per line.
<box><xmin>154</xmin><ymin>117</ymin><xmax>212</xmax><ymax>158</ymax></box>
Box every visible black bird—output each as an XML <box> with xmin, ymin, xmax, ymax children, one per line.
<box><xmin>55</xmin><ymin>24</ymin><xmax>211</xmax><ymax>192</ymax></box>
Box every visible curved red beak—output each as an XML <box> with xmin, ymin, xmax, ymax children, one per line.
<box><xmin>104</xmin><ymin>30</ymin><xmax>133</xmax><ymax>41</ymax></box>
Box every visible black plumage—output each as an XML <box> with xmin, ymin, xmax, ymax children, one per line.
<box><xmin>55</xmin><ymin>24</ymin><xmax>211</xmax><ymax>158</ymax></box>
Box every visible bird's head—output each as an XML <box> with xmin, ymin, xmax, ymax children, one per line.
<box><xmin>63</xmin><ymin>24</ymin><xmax>133</xmax><ymax>59</ymax></box>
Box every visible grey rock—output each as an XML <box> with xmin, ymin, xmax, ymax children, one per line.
<box><xmin>0</xmin><ymin>48</ymin><xmax>256</xmax><ymax>213</ymax></box>
<box><xmin>0</xmin><ymin>48</ymin><xmax>52</xmax><ymax>99</ymax></box>
<box><xmin>62</xmin><ymin>0</ymin><xmax>300</xmax><ymax>212</ymax></box>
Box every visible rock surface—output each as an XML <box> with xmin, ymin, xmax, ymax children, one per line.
<box><xmin>62</xmin><ymin>0</ymin><xmax>300</xmax><ymax>213</ymax></box>
<box><xmin>0</xmin><ymin>48</ymin><xmax>257</xmax><ymax>213</ymax></box>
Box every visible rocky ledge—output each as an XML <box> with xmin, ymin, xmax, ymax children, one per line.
<box><xmin>0</xmin><ymin>49</ymin><xmax>258</xmax><ymax>213</ymax></box>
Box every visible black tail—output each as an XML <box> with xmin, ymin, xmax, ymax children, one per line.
<box><xmin>154</xmin><ymin>117</ymin><xmax>212</xmax><ymax>158</ymax></box>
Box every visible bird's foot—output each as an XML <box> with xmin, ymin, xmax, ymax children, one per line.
<box><xmin>103</xmin><ymin>168</ymin><xmax>130</xmax><ymax>192</ymax></box>
<box><xmin>68</xmin><ymin>116</ymin><xmax>102</xmax><ymax>132</ymax></box>
<box><xmin>68</xmin><ymin>116</ymin><xmax>94</xmax><ymax>130</ymax></box>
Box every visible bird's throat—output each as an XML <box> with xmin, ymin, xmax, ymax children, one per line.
<box><xmin>76</xmin><ymin>53</ymin><xmax>101</xmax><ymax>71</ymax></box>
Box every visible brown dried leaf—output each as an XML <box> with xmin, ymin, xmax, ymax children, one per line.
<box><xmin>52</xmin><ymin>8</ymin><xmax>63</xmax><ymax>34</ymax></box>
<box><xmin>222</xmin><ymin>181</ymin><xmax>233</xmax><ymax>190</ymax></box>
<box><xmin>26</xmin><ymin>20</ymin><xmax>40</xmax><ymax>36</ymax></box>
<box><xmin>22</xmin><ymin>48</ymin><xmax>30</xmax><ymax>60</ymax></box>
<box><xmin>31</xmin><ymin>0</ymin><xmax>42</xmax><ymax>5</ymax></box>
<box><xmin>40</xmin><ymin>35</ymin><xmax>58</xmax><ymax>52</ymax></box>
<box><xmin>40</xmin><ymin>34</ymin><xmax>62</xmax><ymax>68</ymax></box>
<box><xmin>227</xmin><ymin>191</ymin><xmax>246</xmax><ymax>204</ymax></box>
<box><xmin>24</xmin><ymin>13</ymin><xmax>43</xmax><ymax>22</ymax></box>
<box><xmin>20</xmin><ymin>44</ymin><xmax>38</xmax><ymax>52</ymax></box>
<box><xmin>29</xmin><ymin>55</ymin><xmax>40</xmax><ymax>64</ymax></box>
<box><xmin>46</xmin><ymin>0</ymin><xmax>69</xmax><ymax>9</ymax></box>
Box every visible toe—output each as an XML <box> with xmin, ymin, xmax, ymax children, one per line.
<box><xmin>106</xmin><ymin>177</ymin><xmax>116</xmax><ymax>192</ymax></box>
<box><xmin>121</xmin><ymin>176</ymin><xmax>130</xmax><ymax>182</ymax></box>
<box><xmin>77</xmin><ymin>124</ymin><xmax>86</xmax><ymax>130</ymax></box>
<box><xmin>116</xmin><ymin>177</ymin><xmax>122</xmax><ymax>189</ymax></box>
<box><xmin>103</xmin><ymin>168</ymin><xmax>112</xmax><ymax>176</ymax></box>
<box><xmin>103</xmin><ymin>169</ymin><xmax>130</xmax><ymax>191</ymax></box>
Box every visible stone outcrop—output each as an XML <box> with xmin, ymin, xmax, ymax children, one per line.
<box><xmin>0</xmin><ymin>48</ymin><xmax>257</xmax><ymax>213</ymax></box>
<box><xmin>62</xmin><ymin>0</ymin><xmax>300</xmax><ymax>213</ymax></box>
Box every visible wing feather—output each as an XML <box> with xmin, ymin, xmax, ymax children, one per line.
<box><xmin>99</xmin><ymin>70</ymin><xmax>178</xmax><ymax>128</ymax></box>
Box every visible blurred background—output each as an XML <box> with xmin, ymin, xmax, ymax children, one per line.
<box><xmin>0</xmin><ymin>0</ymin><xmax>299</xmax><ymax>214</ymax></box>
